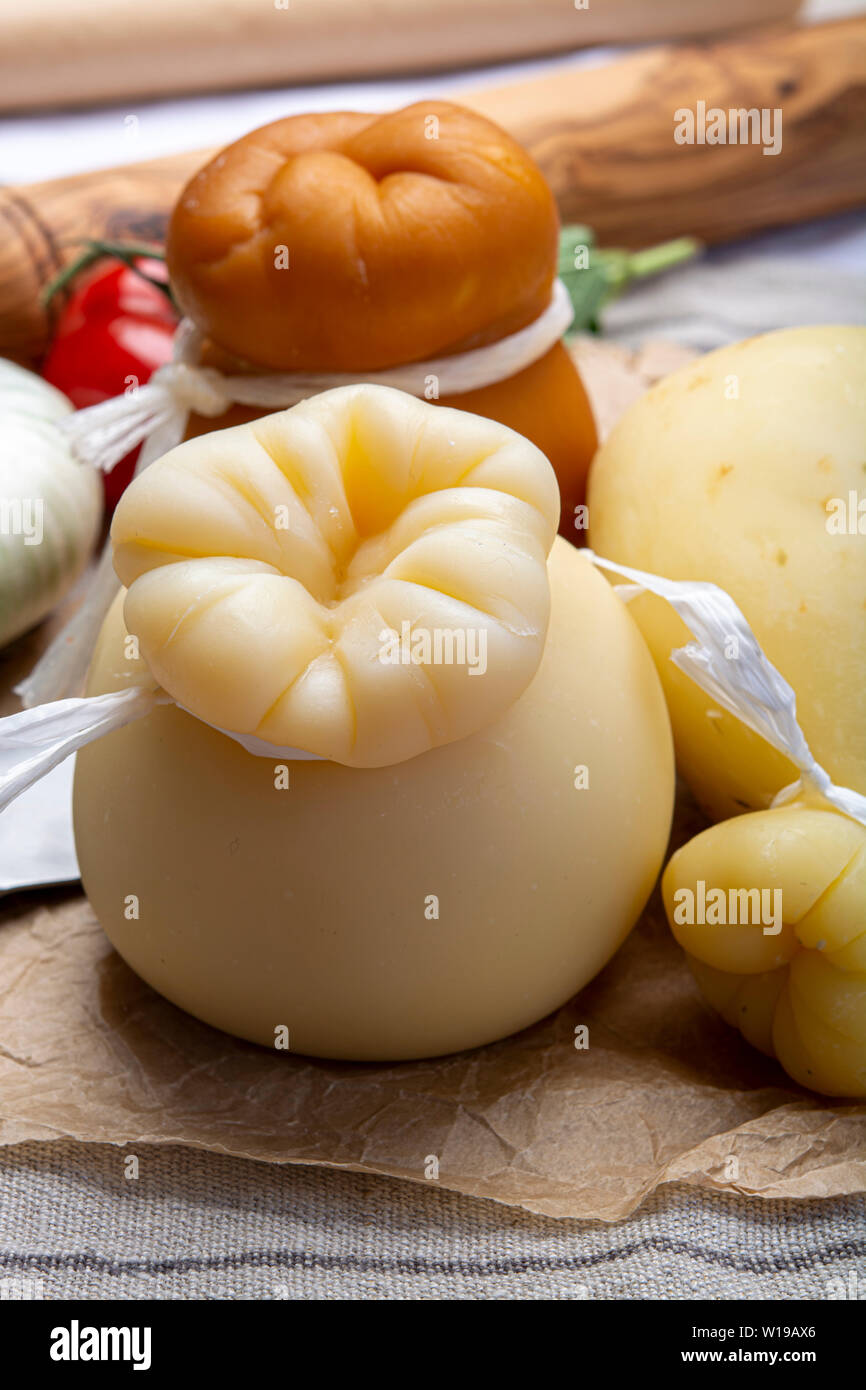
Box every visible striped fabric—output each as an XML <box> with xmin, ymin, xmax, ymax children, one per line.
<box><xmin>0</xmin><ymin>1141</ymin><xmax>863</xmax><ymax>1300</ymax></box>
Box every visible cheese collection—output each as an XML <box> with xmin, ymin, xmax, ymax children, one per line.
<box><xmin>3</xmin><ymin>103</ymin><xmax>863</xmax><ymax>1092</ymax></box>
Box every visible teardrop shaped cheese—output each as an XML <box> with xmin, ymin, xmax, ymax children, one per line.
<box><xmin>74</xmin><ymin>539</ymin><xmax>675</xmax><ymax>1060</ymax></box>
<box><xmin>663</xmin><ymin>805</ymin><xmax>866</xmax><ymax>1096</ymax></box>
<box><xmin>111</xmin><ymin>384</ymin><xmax>560</xmax><ymax>766</ymax></box>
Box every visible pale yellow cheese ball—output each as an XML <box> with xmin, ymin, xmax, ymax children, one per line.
<box><xmin>73</xmin><ymin>539</ymin><xmax>674</xmax><ymax>1061</ymax></box>
<box><xmin>589</xmin><ymin>326</ymin><xmax>866</xmax><ymax>822</ymax></box>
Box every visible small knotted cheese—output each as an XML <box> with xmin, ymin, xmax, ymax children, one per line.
<box><xmin>663</xmin><ymin>804</ymin><xmax>866</xmax><ymax>1097</ymax></box>
<box><xmin>111</xmin><ymin>384</ymin><xmax>559</xmax><ymax>767</ymax></box>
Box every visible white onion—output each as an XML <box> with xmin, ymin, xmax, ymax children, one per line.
<box><xmin>0</xmin><ymin>358</ymin><xmax>102</xmax><ymax>649</ymax></box>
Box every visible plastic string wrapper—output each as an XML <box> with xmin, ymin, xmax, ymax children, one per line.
<box><xmin>61</xmin><ymin>281</ymin><xmax>575</xmax><ymax>476</ymax></box>
<box><xmin>0</xmin><ymin>686</ymin><xmax>163</xmax><ymax>815</ymax></box>
<box><xmin>15</xmin><ymin>283</ymin><xmax>574</xmax><ymax>710</ymax></box>
<box><xmin>0</xmin><ymin>687</ymin><xmax>324</xmax><ymax>814</ymax></box>
<box><xmin>3</xmin><ymin>552</ymin><xmax>864</xmax><ymax>829</ymax></box>
<box><xmin>586</xmin><ymin>550</ymin><xmax>866</xmax><ymax>829</ymax></box>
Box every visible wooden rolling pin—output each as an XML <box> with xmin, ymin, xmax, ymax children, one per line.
<box><xmin>1</xmin><ymin>16</ymin><xmax>864</xmax><ymax>366</ymax></box>
<box><xmin>0</xmin><ymin>0</ymin><xmax>801</xmax><ymax>112</ymax></box>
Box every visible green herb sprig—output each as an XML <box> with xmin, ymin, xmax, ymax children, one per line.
<box><xmin>559</xmin><ymin>226</ymin><xmax>700</xmax><ymax>334</ymax></box>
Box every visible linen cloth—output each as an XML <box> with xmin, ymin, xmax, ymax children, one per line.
<box><xmin>1</xmin><ymin>1141</ymin><xmax>864</xmax><ymax>1301</ymax></box>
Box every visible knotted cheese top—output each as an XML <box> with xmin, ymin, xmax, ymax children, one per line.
<box><xmin>111</xmin><ymin>384</ymin><xmax>559</xmax><ymax>767</ymax></box>
<box><xmin>664</xmin><ymin>803</ymin><xmax>866</xmax><ymax>1097</ymax></box>
<box><xmin>167</xmin><ymin>102</ymin><xmax>559</xmax><ymax>372</ymax></box>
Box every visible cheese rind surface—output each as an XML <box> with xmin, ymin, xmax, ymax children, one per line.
<box><xmin>589</xmin><ymin>325</ymin><xmax>866</xmax><ymax>820</ymax></box>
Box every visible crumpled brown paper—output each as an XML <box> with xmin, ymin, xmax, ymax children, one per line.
<box><xmin>2</xmin><ymin>817</ymin><xmax>864</xmax><ymax>1221</ymax></box>
<box><xmin>0</xmin><ymin>338</ymin><xmax>863</xmax><ymax>1222</ymax></box>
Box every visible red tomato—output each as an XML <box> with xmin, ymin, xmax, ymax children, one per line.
<box><xmin>42</xmin><ymin>257</ymin><xmax>178</xmax><ymax>509</ymax></box>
